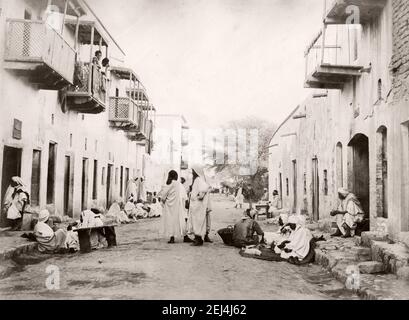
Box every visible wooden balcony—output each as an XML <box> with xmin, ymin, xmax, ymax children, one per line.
<box><xmin>325</xmin><ymin>0</ymin><xmax>387</xmax><ymax>25</ymax></box>
<box><xmin>126</xmin><ymin>114</ymin><xmax>150</xmax><ymax>142</ymax></box>
<box><xmin>4</xmin><ymin>19</ymin><xmax>76</xmax><ymax>90</ymax></box>
<box><xmin>304</xmin><ymin>26</ymin><xmax>363</xmax><ymax>90</ymax></box>
<box><xmin>109</xmin><ymin>97</ymin><xmax>141</xmax><ymax>131</ymax></box>
<box><xmin>66</xmin><ymin>63</ymin><xmax>107</xmax><ymax>114</ymax></box>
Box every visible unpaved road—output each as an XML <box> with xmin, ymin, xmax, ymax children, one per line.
<box><xmin>0</xmin><ymin>196</ymin><xmax>359</xmax><ymax>300</ymax></box>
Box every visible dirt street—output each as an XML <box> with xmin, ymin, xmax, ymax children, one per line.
<box><xmin>0</xmin><ymin>196</ymin><xmax>359</xmax><ymax>300</ymax></box>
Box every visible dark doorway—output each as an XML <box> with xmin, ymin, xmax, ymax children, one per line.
<box><xmin>81</xmin><ymin>158</ymin><xmax>89</xmax><ymax>211</ymax></box>
<box><xmin>31</xmin><ymin>150</ymin><xmax>41</xmax><ymax>207</ymax></box>
<box><xmin>46</xmin><ymin>142</ymin><xmax>57</xmax><ymax>204</ymax></box>
<box><xmin>106</xmin><ymin>164</ymin><xmax>113</xmax><ymax>208</ymax></box>
<box><xmin>1</xmin><ymin>146</ymin><xmax>22</xmax><ymax>226</ymax></box>
<box><xmin>348</xmin><ymin>134</ymin><xmax>370</xmax><ymax>218</ymax></box>
<box><xmin>312</xmin><ymin>157</ymin><xmax>319</xmax><ymax>222</ymax></box>
<box><xmin>64</xmin><ymin>156</ymin><xmax>72</xmax><ymax>217</ymax></box>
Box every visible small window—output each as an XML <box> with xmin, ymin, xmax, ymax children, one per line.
<box><xmin>13</xmin><ymin>119</ymin><xmax>22</xmax><ymax>140</ymax></box>
<box><xmin>85</xmin><ymin>138</ymin><xmax>87</xmax><ymax>151</ymax></box>
<box><xmin>378</xmin><ymin>79</ymin><xmax>382</xmax><ymax>101</ymax></box>
<box><xmin>323</xmin><ymin>170</ymin><xmax>328</xmax><ymax>196</ymax></box>
<box><xmin>286</xmin><ymin>178</ymin><xmax>289</xmax><ymax>196</ymax></box>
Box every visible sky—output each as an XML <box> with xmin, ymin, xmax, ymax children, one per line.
<box><xmin>87</xmin><ymin>0</ymin><xmax>324</xmax><ymax>129</ymax></box>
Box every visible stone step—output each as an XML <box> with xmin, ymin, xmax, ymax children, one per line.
<box><xmin>358</xmin><ymin>261</ymin><xmax>386</xmax><ymax>274</ymax></box>
<box><xmin>360</xmin><ymin>231</ymin><xmax>388</xmax><ymax>247</ymax></box>
<box><xmin>371</xmin><ymin>240</ymin><xmax>409</xmax><ymax>275</ymax></box>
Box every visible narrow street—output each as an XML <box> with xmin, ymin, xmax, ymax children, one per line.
<box><xmin>0</xmin><ymin>196</ymin><xmax>358</xmax><ymax>300</ymax></box>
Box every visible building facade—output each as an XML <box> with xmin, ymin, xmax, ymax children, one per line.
<box><xmin>269</xmin><ymin>0</ymin><xmax>409</xmax><ymax>240</ymax></box>
<box><xmin>0</xmin><ymin>0</ymin><xmax>154</xmax><ymax>223</ymax></box>
<box><xmin>148</xmin><ymin>114</ymin><xmax>189</xmax><ymax>192</ymax></box>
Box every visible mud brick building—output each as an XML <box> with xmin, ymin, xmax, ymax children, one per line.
<box><xmin>269</xmin><ymin>0</ymin><xmax>409</xmax><ymax>240</ymax></box>
<box><xmin>0</xmin><ymin>0</ymin><xmax>155</xmax><ymax>223</ymax></box>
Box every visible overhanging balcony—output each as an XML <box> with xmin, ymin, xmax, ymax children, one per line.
<box><xmin>4</xmin><ymin>19</ymin><xmax>75</xmax><ymax>90</ymax></box>
<box><xmin>127</xmin><ymin>114</ymin><xmax>150</xmax><ymax>142</ymax></box>
<box><xmin>324</xmin><ymin>0</ymin><xmax>387</xmax><ymax>25</ymax></box>
<box><xmin>109</xmin><ymin>97</ymin><xmax>141</xmax><ymax>131</ymax></box>
<box><xmin>66</xmin><ymin>63</ymin><xmax>107</xmax><ymax>114</ymax></box>
<box><xmin>304</xmin><ymin>26</ymin><xmax>363</xmax><ymax>90</ymax></box>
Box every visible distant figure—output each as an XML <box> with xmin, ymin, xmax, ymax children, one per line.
<box><xmin>270</xmin><ymin>190</ymin><xmax>280</xmax><ymax>210</ymax></box>
<box><xmin>234</xmin><ymin>187</ymin><xmax>244</xmax><ymax>209</ymax></box>
<box><xmin>92</xmin><ymin>50</ymin><xmax>102</xmax><ymax>69</ymax></box>
<box><xmin>330</xmin><ymin>188</ymin><xmax>364</xmax><ymax>238</ymax></box>
<box><xmin>261</xmin><ymin>188</ymin><xmax>269</xmax><ymax>202</ymax></box>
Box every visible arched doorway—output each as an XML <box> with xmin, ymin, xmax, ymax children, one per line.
<box><xmin>348</xmin><ymin>134</ymin><xmax>370</xmax><ymax>219</ymax></box>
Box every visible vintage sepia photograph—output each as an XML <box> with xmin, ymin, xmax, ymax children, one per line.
<box><xmin>0</xmin><ymin>0</ymin><xmax>409</xmax><ymax>306</ymax></box>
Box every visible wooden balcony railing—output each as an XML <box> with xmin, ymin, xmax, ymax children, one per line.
<box><xmin>66</xmin><ymin>63</ymin><xmax>108</xmax><ymax>113</ymax></box>
<box><xmin>4</xmin><ymin>19</ymin><xmax>76</xmax><ymax>88</ymax></box>
<box><xmin>109</xmin><ymin>97</ymin><xmax>141</xmax><ymax>128</ymax></box>
<box><xmin>305</xmin><ymin>25</ymin><xmax>363</xmax><ymax>89</ymax></box>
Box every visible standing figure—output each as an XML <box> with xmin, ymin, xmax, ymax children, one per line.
<box><xmin>158</xmin><ymin>170</ymin><xmax>186</xmax><ymax>244</ymax></box>
<box><xmin>188</xmin><ymin>166</ymin><xmax>212</xmax><ymax>246</ymax></box>
<box><xmin>234</xmin><ymin>186</ymin><xmax>244</xmax><ymax>209</ymax></box>
<box><xmin>125</xmin><ymin>178</ymin><xmax>138</xmax><ymax>203</ymax></box>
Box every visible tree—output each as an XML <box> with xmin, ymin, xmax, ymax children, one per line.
<box><xmin>207</xmin><ymin>116</ymin><xmax>277</xmax><ymax>206</ymax></box>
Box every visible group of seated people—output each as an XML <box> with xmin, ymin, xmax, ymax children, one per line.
<box><xmin>27</xmin><ymin>207</ymin><xmax>117</xmax><ymax>254</ymax></box>
<box><xmin>218</xmin><ymin>209</ymin><xmax>315</xmax><ymax>265</ymax></box>
<box><xmin>106</xmin><ymin>194</ymin><xmax>162</xmax><ymax>225</ymax></box>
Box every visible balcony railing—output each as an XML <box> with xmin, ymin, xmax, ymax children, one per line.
<box><xmin>305</xmin><ymin>25</ymin><xmax>363</xmax><ymax>89</ymax></box>
<box><xmin>324</xmin><ymin>0</ymin><xmax>387</xmax><ymax>25</ymax></box>
<box><xmin>4</xmin><ymin>19</ymin><xmax>75</xmax><ymax>89</ymax></box>
<box><xmin>66</xmin><ymin>63</ymin><xmax>108</xmax><ymax>113</ymax></box>
<box><xmin>109</xmin><ymin>97</ymin><xmax>141</xmax><ymax>129</ymax></box>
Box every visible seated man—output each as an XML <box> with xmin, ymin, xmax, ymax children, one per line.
<box><xmin>274</xmin><ymin>215</ymin><xmax>313</xmax><ymax>263</ymax></box>
<box><xmin>331</xmin><ymin>188</ymin><xmax>365</xmax><ymax>238</ymax></box>
<box><xmin>34</xmin><ymin>210</ymin><xmax>68</xmax><ymax>254</ymax></box>
<box><xmin>232</xmin><ymin>209</ymin><xmax>265</xmax><ymax>248</ymax></box>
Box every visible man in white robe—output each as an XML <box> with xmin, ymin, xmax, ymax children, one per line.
<box><xmin>276</xmin><ymin>215</ymin><xmax>312</xmax><ymax>261</ymax></box>
<box><xmin>331</xmin><ymin>188</ymin><xmax>365</xmax><ymax>238</ymax></box>
<box><xmin>188</xmin><ymin>166</ymin><xmax>212</xmax><ymax>246</ymax></box>
<box><xmin>158</xmin><ymin>170</ymin><xmax>186</xmax><ymax>243</ymax></box>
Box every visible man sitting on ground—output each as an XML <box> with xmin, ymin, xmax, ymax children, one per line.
<box><xmin>232</xmin><ymin>209</ymin><xmax>265</xmax><ymax>248</ymax></box>
<box><xmin>273</xmin><ymin>215</ymin><xmax>313</xmax><ymax>263</ymax></box>
<box><xmin>330</xmin><ymin>188</ymin><xmax>365</xmax><ymax>238</ymax></box>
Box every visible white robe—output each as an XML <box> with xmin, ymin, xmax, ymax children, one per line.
<box><xmin>159</xmin><ymin>181</ymin><xmax>185</xmax><ymax>238</ymax></box>
<box><xmin>189</xmin><ymin>177</ymin><xmax>211</xmax><ymax>237</ymax></box>
<box><xmin>280</xmin><ymin>225</ymin><xmax>312</xmax><ymax>260</ymax></box>
<box><xmin>125</xmin><ymin>180</ymin><xmax>138</xmax><ymax>201</ymax></box>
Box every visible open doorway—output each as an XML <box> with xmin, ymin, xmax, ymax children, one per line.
<box><xmin>1</xmin><ymin>146</ymin><xmax>22</xmax><ymax>226</ymax></box>
<box><xmin>348</xmin><ymin>134</ymin><xmax>370</xmax><ymax>219</ymax></box>
<box><xmin>106</xmin><ymin>164</ymin><xmax>113</xmax><ymax>208</ymax></box>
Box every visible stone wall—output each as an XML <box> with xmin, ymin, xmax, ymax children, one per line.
<box><xmin>391</xmin><ymin>0</ymin><xmax>409</xmax><ymax>101</ymax></box>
